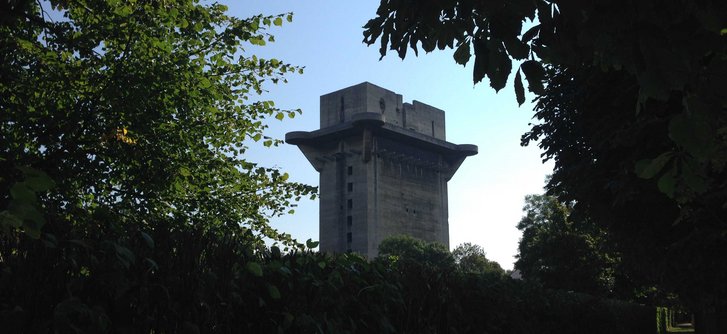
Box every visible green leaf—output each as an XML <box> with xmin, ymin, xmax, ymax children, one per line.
<box><xmin>453</xmin><ymin>42</ymin><xmax>471</xmax><ymax>66</ymax></box>
<box><xmin>267</xmin><ymin>284</ymin><xmax>281</xmax><ymax>299</ymax></box>
<box><xmin>275</xmin><ymin>112</ymin><xmax>284</xmax><ymax>121</ymax></box>
<box><xmin>634</xmin><ymin>152</ymin><xmax>673</xmax><ymax>179</ymax></box>
<box><xmin>140</xmin><ymin>231</ymin><xmax>155</xmax><ymax>249</ymax></box>
<box><xmin>503</xmin><ymin>36</ymin><xmax>529</xmax><ymax>60</ymax></box>
<box><xmin>173</xmin><ymin>180</ymin><xmax>184</xmax><ymax>192</ymax></box>
<box><xmin>114</xmin><ymin>244</ymin><xmax>136</xmax><ymax>268</ymax></box>
<box><xmin>144</xmin><ymin>258</ymin><xmax>159</xmax><ymax>271</ymax></box>
<box><xmin>9</xmin><ymin>184</ymin><xmax>36</xmax><ymax>202</ymax></box>
<box><xmin>16</xmin><ymin>38</ymin><xmax>34</xmax><ymax>51</ymax></box>
<box><xmin>520</xmin><ymin>60</ymin><xmax>545</xmax><ymax>94</ymax></box>
<box><xmin>271</xmin><ymin>245</ymin><xmax>281</xmax><ymax>257</ymax></box>
<box><xmin>521</xmin><ymin>25</ymin><xmax>540</xmax><ymax>43</ymax></box>
<box><xmin>0</xmin><ymin>211</ymin><xmax>23</xmax><ymax>228</ymax></box>
<box><xmin>657</xmin><ymin>169</ymin><xmax>677</xmax><ymax>198</ymax></box>
<box><xmin>273</xmin><ymin>17</ymin><xmax>283</xmax><ymax>26</ymax></box>
<box><xmin>17</xmin><ymin>166</ymin><xmax>55</xmax><ymax>191</ymax></box>
<box><xmin>305</xmin><ymin>239</ymin><xmax>319</xmax><ymax>249</ymax></box>
<box><xmin>114</xmin><ymin>5</ymin><xmax>133</xmax><ymax>17</ymax></box>
<box><xmin>249</xmin><ymin>38</ymin><xmax>266</xmax><ymax>46</ymax></box>
<box><xmin>487</xmin><ymin>40</ymin><xmax>512</xmax><ymax>92</ymax></box>
<box><xmin>279</xmin><ymin>266</ymin><xmax>292</xmax><ymax>276</ymax></box>
<box><xmin>246</xmin><ymin>261</ymin><xmax>263</xmax><ymax>277</ymax></box>
<box><xmin>514</xmin><ymin>69</ymin><xmax>525</xmax><ymax>106</ymax></box>
<box><xmin>472</xmin><ymin>40</ymin><xmax>489</xmax><ymax>84</ymax></box>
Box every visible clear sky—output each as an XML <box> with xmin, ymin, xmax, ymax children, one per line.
<box><xmin>229</xmin><ymin>1</ymin><xmax>553</xmax><ymax>270</ymax></box>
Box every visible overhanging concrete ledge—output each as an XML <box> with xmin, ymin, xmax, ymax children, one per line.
<box><xmin>286</xmin><ymin>116</ymin><xmax>477</xmax><ymax>160</ymax></box>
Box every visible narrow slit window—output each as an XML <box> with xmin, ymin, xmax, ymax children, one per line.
<box><xmin>347</xmin><ymin>182</ymin><xmax>353</xmax><ymax>192</ymax></box>
<box><xmin>347</xmin><ymin>216</ymin><xmax>352</xmax><ymax>227</ymax></box>
<box><xmin>346</xmin><ymin>232</ymin><xmax>352</xmax><ymax>242</ymax></box>
<box><xmin>347</xmin><ymin>199</ymin><xmax>352</xmax><ymax>209</ymax></box>
<box><xmin>339</xmin><ymin>96</ymin><xmax>345</xmax><ymax>123</ymax></box>
<box><xmin>347</xmin><ymin>166</ymin><xmax>353</xmax><ymax>175</ymax></box>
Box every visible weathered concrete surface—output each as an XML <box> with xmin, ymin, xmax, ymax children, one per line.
<box><xmin>286</xmin><ymin>82</ymin><xmax>477</xmax><ymax>258</ymax></box>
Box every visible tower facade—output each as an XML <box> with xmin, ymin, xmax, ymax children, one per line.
<box><xmin>286</xmin><ymin>82</ymin><xmax>477</xmax><ymax>257</ymax></box>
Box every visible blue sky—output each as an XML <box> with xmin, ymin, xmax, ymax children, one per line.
<box><xmin>230</xmin><ymin>1</ymin><xmax>553</xmax><ymax>269</ymax></box>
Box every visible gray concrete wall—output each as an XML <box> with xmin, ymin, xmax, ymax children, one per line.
<box><xmin>316</xmin><ymin>143</ymin><xmax>341</xmax><ymax>253</ymax></box>
<box><xmin>320</xmin><ymin>82</ymin><xmax>409</xmax><ymax>128</ymax></box>
<box><xmin>402</xmin><ymin>101</ymin><xmax>446</xmax><ymax>140</ymax></box>
<box><xmin>370</xmin><ymin>136</ymin><xmax>448</xmax><ymax>256</ymax></box>
<box><xmin>316</xmin><ymin>137</ymin><xmax>372</xmax><ymax>254</ymax></box>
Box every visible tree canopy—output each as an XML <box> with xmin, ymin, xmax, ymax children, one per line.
<box><xmin>364</xmin><ymin>1</ymin><xmax>726</xmax><ymax>331</ymax></box>
<box><xmin>515</xmin><ymin>193</ymin><xmax>616</xmax><ymax>296</ymax></box>
<box><xmin>452</xmin><ymin>242</ymin><xmax>505</xmax><ymax>276</ymax></box>
<box><xmin>1</xmin><ymin>0</ymin><xmax>315</xmax><ymax>330</ymax></box>
<box><xmin>377</xmin><ymin>235</ymin><xmax>455</xmax><ymax>270</ymax></box>
<box><xmin>514</xmin><ymin>190</ymin><xmax>669</xmax><ymax>304</ymax></box>
<box><xmin>524</xmin><ymin>64</ymin><xmax>726</xmax><ymax>332</ymax></box>
<box><xmin>1</xmin><ymin>0</ymin><xmax>315</xmax><ymax>242</ymax></box>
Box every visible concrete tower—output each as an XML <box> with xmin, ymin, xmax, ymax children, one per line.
<box><xmin>286</xmin><ymin>82</ymin><xmax>477</xmax><ymax>257</ymax></box>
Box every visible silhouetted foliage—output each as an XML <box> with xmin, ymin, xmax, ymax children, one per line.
<box><xmin>364</xmin><ymin>1</ymin><xmax>727</xmax><ymax>331</ymax></box>
<box><xmin>524</xmin><ymin>66</ymin><xmax>727</xmax><ymax>332</ymax></box>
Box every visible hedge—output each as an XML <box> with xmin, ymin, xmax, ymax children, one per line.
<box><xmin>1</xmin><ymin>228</ymin><xmax>657</xmax><ymax>333</ymax></box>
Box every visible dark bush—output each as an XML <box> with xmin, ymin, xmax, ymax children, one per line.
<box><xmin>1</xmin><ymin>225</ymin><xmax>657</xmax><ymax>333</ymax></box>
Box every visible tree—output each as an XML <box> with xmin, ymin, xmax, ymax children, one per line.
<box><xmin>363</xmin><ymin>1</ymin><xmax>727</xmax><ymax>331</ymax></box>
<box><xmin>452</xmin><ymin>242</ymin><xmax>505</xmax><ymax>276</ymax></box>
<box><xmin>1</xmin><ymin>0</ymin><xmax>315</xmax><ymax>330</ymax></box>
<box><xmin>1</xmin><ymin>0</ymin><xmax>314</xmax><ymax>242</ymax></box>
<box><xmin>377</xmin><ymin>235</ymin><xmax>455</xmax><ymax>270</ymax></box>
<box><xmin>515</xmin><ymin>193</ymin><xmax>619</xmax><ymax>297</ymax></box>
<box><xmin>523</xmin><ymin>65</ymin><xmax>726</xmax><ymax>331</ymax></box>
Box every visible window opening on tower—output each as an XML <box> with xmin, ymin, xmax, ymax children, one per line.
<box><xmin>339</xmin><ymin>95</ymin><xmax>345</xmax><ymax>123</ymax></box>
